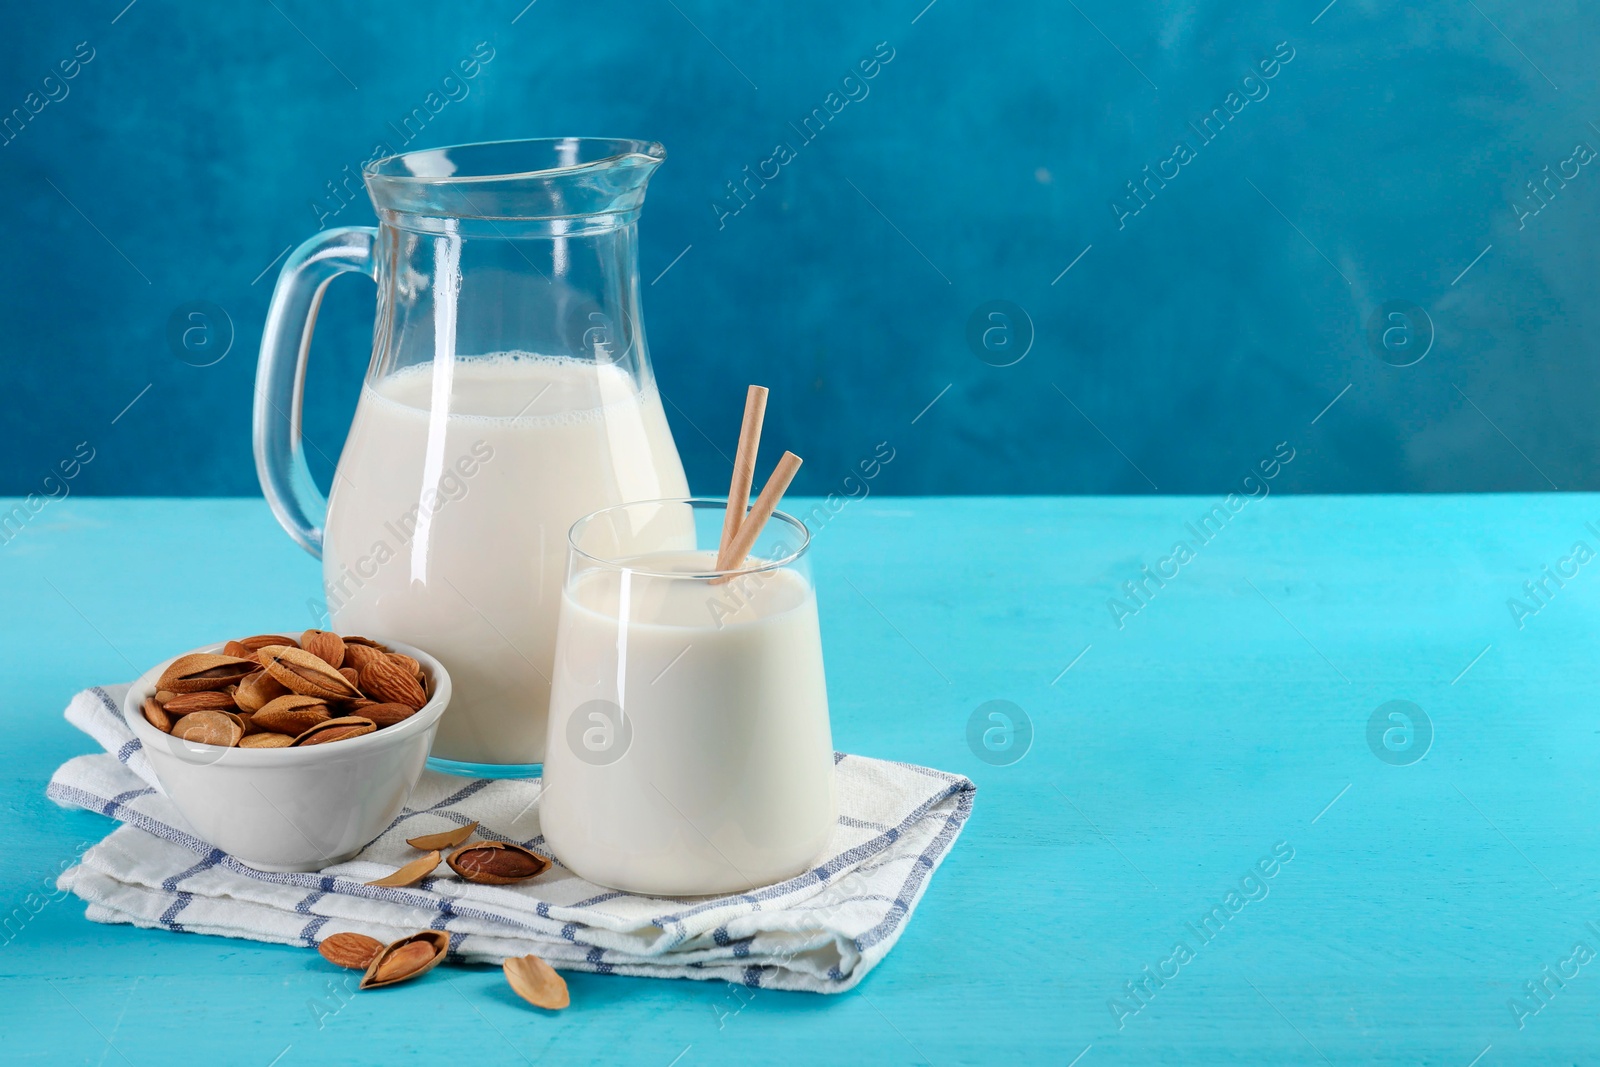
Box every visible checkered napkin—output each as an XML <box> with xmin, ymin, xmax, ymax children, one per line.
<box><xmin>46</xmin><ymin>686</ymin><xmax>974</xmax><ymax>993</ymax></box>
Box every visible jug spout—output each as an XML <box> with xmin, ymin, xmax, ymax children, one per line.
<box><xmin>363</xmin><ymin>137</ymin><xmax>665</xmax><ymax>227</ymax></box>
<box><xmin>360</xmin><ymin>136</ymin><xmax>669</xmax><ymax>387</ymax></box>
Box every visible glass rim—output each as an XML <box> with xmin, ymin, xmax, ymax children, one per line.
<box><xmin>567</xmin><ymin>497</ymin><xmax>811</xmax><ymax>579</ymax></box>
<box><xmin>364</xmin><ymin>136</ymin><xmax>666</xmax><ymax>185</ymax></box>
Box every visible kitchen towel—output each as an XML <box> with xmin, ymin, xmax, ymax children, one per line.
<box><xmin>47</xmin><ymin>685</ymin><xmax>974</xmax><ymax>993</ymax></box>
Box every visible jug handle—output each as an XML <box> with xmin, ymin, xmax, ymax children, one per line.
<box><xmin>252</xmin><ymin>226</ymin><xmax>376</xmax><ymax>559</ymax></box>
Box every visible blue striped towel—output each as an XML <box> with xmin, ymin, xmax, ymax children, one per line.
<box><xmin>47</xmin><ymin>685</ymin><xmax>974</xmax><ymax>993</ymax></box>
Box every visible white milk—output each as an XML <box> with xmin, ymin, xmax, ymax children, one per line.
<box><xmin>322</xmin><ymin>354</ymin><xmax>689</xmax><ymax>766</ymax></box>
<box><xmin>541</xmin><ymin>550</ymin><xmax>836</xmax><ymax>896</ymax></box>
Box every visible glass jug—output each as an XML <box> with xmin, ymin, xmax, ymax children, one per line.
<box><xmin>253</xmin><ymin>138</ymin><xmax>689</xmax><ymax>777</ymax></box>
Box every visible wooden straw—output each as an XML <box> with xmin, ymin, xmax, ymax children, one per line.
<box><xmin>713</xmin><ymin>451</ymin><xmax>803</xmax><ymax>582</ymax></box>
<box><xmin>716</xmin><ymin>384</ymin><xmax>768</xmax><ymax>570</ymax></box>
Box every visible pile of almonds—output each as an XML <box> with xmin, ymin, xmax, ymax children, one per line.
<box><xmin>319</xmin><ymin>930</ymin><xmax>568</xmax><ymax>1008</ymax></box>
<box><xmin>142</xmin><ymin>630</ymin><xmax>430</xmax><ymax>749</ymax></box>
<box><xmin>321</xmin><ymin>822</ymin><xmax>563</xmax><ymax>1007</ymax></box>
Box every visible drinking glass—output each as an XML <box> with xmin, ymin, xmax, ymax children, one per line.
<box><xmin>541</xmin><ymin>498</ymin><xmax>836</xmax><ymax>896</ymax></box>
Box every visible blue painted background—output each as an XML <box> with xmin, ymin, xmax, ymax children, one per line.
<box><xmin>2</xmin><ymin>0</ymin><xmax>1594</xmax><ymax>497</ymax></box>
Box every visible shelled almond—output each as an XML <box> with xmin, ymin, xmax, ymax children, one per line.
<box><xmin>318</xmin><ymin>932</ymin><xmax>385</xmax><ymax>970</ymax></box>
<box><xmin>142</xmin><ymin>630</ymin><xmax>430</xmax><ymax>749</ymax></box>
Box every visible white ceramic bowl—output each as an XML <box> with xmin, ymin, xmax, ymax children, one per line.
<box><xmin>122</xmin><ymin>639</ymin><xmax>452</xmax><ymax>872</ymax></box>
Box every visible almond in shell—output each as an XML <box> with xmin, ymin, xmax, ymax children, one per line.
<box><xmin>360</xmin><ymin>930</ymin><xmax>449</xmax><ymax>989</ymax></box>
<box><xmin>253</xmin><ymin>694</ymin><xmax>332</xmax><ymax>735</ymax></box>
<box><xmin>359</xmin><ymin>656</ymin><xmax>427</xmax><ymax>709</ymax></box>
<box><xmin>240</xmin><ymin>732</ymin><xmax>294</xmax><ymax>749</ymax></box>
<box><xmin>233</xmin><ymin>671</ymin><xmax>289</xmax><ymax>713</ymax></box>
<box><xmin>238</xmin><ymin>634</ymin><xmax>299</xmax><ymax>651</ymax></box>
<box><xmin>291</xmin><ymin>716</ymin><xmax>377</xmax><ymax>746</ymax></box>
<box><xmin>157</xmin><ymin>653</ymin><xmax>259</xmax><ymax>694</ymax></box>
<box><xmin>447</xmin><ymin>842</ymin><xmax>550</xmax><ymax>885</ymax></box>
<box><xmin>172</xmin><ymin>710</ymin><xmax>243</xmax><ymax>747</ymax></box>
<box><xmin>318</xmin><ymin>932</ymin><xmax>385</xmax><ymax>970</ymax></box>
<box><xmin>259</xmin><ymin>646</ymin><xmax>362</xmax><ymax>701</ymax></box>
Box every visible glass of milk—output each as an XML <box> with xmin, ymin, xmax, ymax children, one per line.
<box><xmin>541</xmin><ymin>498</ymin><xmax>837</xmax><ymax>896</ymax></box>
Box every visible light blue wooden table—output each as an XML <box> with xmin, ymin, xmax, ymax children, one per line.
<box><xmin>3</xmin><ymin>495</ymin><xmax>1593</xmax><ymax>1064</ymax></box>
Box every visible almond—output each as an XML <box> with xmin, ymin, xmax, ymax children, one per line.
<box><xmin>233</xmin><ymin>671</ymin><xmax>289</xmax><ymax>712</ymax></box>
<box><xmin>318</xmin><ymin>932</ymin><xmax>385</xmax><ymax>970</ymax></box>
<box><xmin>388</xmin><ymin>653</ymin><xmax>423</xmax><ymax>680</ymax></box>
<box><xmin>172</xmin><ymin>710</ymin><xmax>242</xmax><ymax>747</ymax></box>
<box><xmin>162</xmin><ymin>691</ymin><xmax>239</xmax><ymax>716</ymax></box>
<box><xmin>222</xmin><ymin>640</ymin><xmax>253</xmax><ymax>659</ymax></box>
<box><xmin>342</xmin><ymin>642</ymin><xmax>384</xmax><ymax>672</ymax></box>
<box><xmin>301</xmin><ymin>629</ymin><xmax>346</xmax><ymax>669</ymax></box>
<box><xmin>447</xmin><ymin>842</ymin><xmax>549</xmax><ymax>885</ymax></box>
<box><xmin>406</xmin><ymin>821</ymin><xmax>478</xmax><ymax>851</ymax></box>
<box><xmin>239</xmin><ymin>633</ymin><xmax>299</xmax><ymax>651</ymax></box>
<box><xmin>365</xmin><ymin>850</ymin><xmax>441</xmax><ymax>887</ymax></box>
<box><xmin>253</xmin><ymin>695</ymin><xmax>332</xmax><ymax>735</ymax></box>
<box><xmin>504</xmin><ymin>954</ymin><xmax>569</xmax><ymax>1010</ymax></box>
<box><xmin>260</xmin><ymin>646</ymin><xmax>362</xmax><ymax>701</ymax></box>
<box><xmin>363</xmin><ymin>703</ymin><xmax>420</xmax><ymax>728</ymax></box>
<box><xmin>340</xmin><ymin>667</ymin><xmax>361</xmax><ymax>690</ymax></box>
<box><xmin>157</xmin><ymin>653</ymin><xmax>259</xmax><ymax>694</ymax></box>
<box><xmin>343</xmin><ymin>635</ymin><xmax>387</xmax><ymax>649</ymax></box>
<box><xmin>240</xmin><ymin>732</ymin><xmax>294</xmax><ymax>749</ymax></box>
<box><xmin>291</xmin><ymin>716</ymin><xmax>377</xmax><ymax>746</ymax></box>
<box><xmin>142</xmin><ymin>697</ymin><xmax>172</xmax><ymax>733</ymax></box>
<box><xmin>360</xmin><ymin>656</ymin><xmax>427</xmax><ymax>709</ymax></box>
<box><xmin>360</xmin><ymin>931</ymin><xmax>449</xmax><ymax>989</ymax></box>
